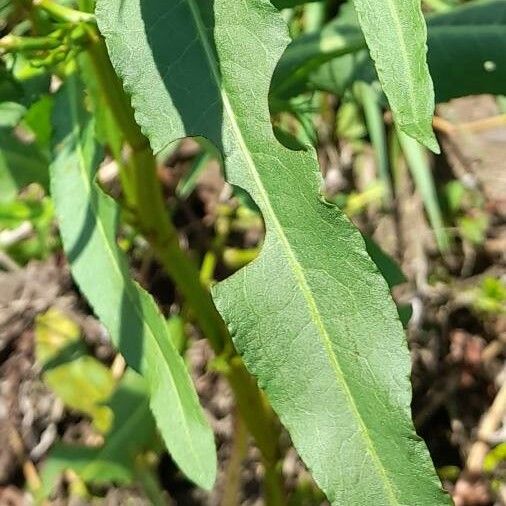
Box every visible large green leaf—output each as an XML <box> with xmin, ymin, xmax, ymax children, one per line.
<box><xmin>352</xmin><ymin>0</ymin><xmax>437</xmax><ymax>151</ymax></box>
<box><xmin>49</xmin><ymin>75</ymin><xmax>216</xmax><ymax>490</ymax></box>
<box><xmin>97</xmin><ymin>0</ymin><xmax>449</xmax><ymax>503</ymax></box>
<box><xmin>278</xmin><ymin>0</ymin><xmax>506</xmax><ymax>104</ymax></box>
<box><xmin>426</xmin><ymin>0</ymin><xmax>506</xmax><ymax>102</ymax></box>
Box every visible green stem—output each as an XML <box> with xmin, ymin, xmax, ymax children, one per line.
<box><xmin>200</xmin><ymin>214</ymin><xmax>229</xmax><ymax>286</ymax></box>
<box><xmin>84</xmin><ymin>27</ymin><xmax>286</xmax><ymax>503</ymax></box>
<box><xmin>263</xmin><ymin>460</ymin><xmax>287</xmax><ymax>506</ymax></box>
<box><xmin>0</xmin><ymin>33</ymin><xmax>60</xmax><ymax>53</ymax></box>
<box><xmin>34</xmin><ymin>0</ymin><xmax>95</xmax><ymax>24</ymax></box>
<box><xmin>130</xmin><ymin>147</ymin><xmax>228</xmax><ymax>353</ymax></box>
<box><xmin>85</xmin><ymin>28</ymin><xmax>224</xmax><ymax>355</ymax></box>
<box><xmin>225</xmin><ymin>357</ymin><xmax>281</xmax><ymax>466</ymax></box>
<box><xmin>225</xmin><ymin>358</ymin><xmax>286</xmax><ymax>506</ymax></box>
<box><xmin>135</xmin><ymin>455</ymin><xmax>169</xmax><ymax>506</ymax></box>
<box><xmin>221</xmin><ymin>408</ymin><xmax>248</xmax><ymax>506</ymax></box>
<box><xmin>355</xmin><ymin>82</ymin><xmax>392</xmax><ymax>205</ymax></box>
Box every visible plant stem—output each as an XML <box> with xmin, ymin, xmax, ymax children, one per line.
<box><xmin>226</xmin><ymin>358</ymin><xmax>286</xmax><ymax>505</ymax></box>
<box><xmin>0</xmin><ymin>33</ymin><xmax>60</xmax><ymax>53</ymax></box>
<box><xmin>83</xmin><ymin>27</ymin><xmax>286</xmax><ymax>503</ymax></box>
<box><xmin>34</xmin><ymin>0</ymin><xmax>95</xmax><ymax>24</ymax></box>
<box><xmin>134</xmin><ymin>455</ymin><xmax>169</xmax><ymax>506</ymax></box>
<box><xmin>221</xmin><ymin>407</ymin><xmax>248</xmax><ymax>506</ymax></box>
<box><xmin>84</xmin><ymin>29</ymin><xmax>227</xmax><ymax>352</ymax></box>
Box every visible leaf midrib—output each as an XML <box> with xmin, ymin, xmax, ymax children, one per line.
<box><xmin>185</xmin><ymin>0</ymin><xmax>398</xmax><ymax>501</ymax></box>
<box><xmin>64</xmin><ymin>77</ymin><xmax>206</xmax><ymax>483</ymax></box>
<box><xmin>367</xmin><ymin>0</ymin><xmax>421</xmax><ymax>126</ymax></box>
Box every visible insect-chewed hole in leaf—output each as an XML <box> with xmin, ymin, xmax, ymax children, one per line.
<box><xmin>166</xmin><ymin>136</ymin><xmax>266</xmax><ymax>281</ymax></box>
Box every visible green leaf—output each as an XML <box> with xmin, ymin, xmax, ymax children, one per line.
<box><xmin>97</xmin><ymin>0</ymin><xmax>449</xmax><ymax>503</ymax></box>
<box><xmin>397</xmin><ymin>129</ymin><xmax>450</xmax><ymax>252</ymax></box>
<box><xmin>0</xmin><ymin>102</ymin><xmax>26</xmax><ymax>128</ymax></box>
<box><xmin>271</xmin><ymin>2</ymin><xmax>366</xmax><ymax>98</ymax></box>
<box><xmin>0</xmin><ymin>128</ymin><xmax>49</xmax><ymax>202</ymax></box>
<box><xmin>40</xmin><ymin>370</ymin><xmax>157</xmax><ymax>496</ymax></box>
<box><xmin>352</xmin><ymin>0</ymin><xmax>438</xmax><ymax>151</ymax></box>
<box><xmin>280</xmin><ymin>0</ymin><xmax>506</xmax><ymax>105</ymax></box>
<box><xmin>425</xmin><ymin>0</ymin><xmax>506</xmax><ymax>102</ymax></box>
<box><xmin>49</xmin><ymin>75</ymin><xmax>216</xmax><ymax>490</ymax></box>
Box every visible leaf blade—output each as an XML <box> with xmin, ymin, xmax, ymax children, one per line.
<box><xmin>352</xmin><ymin>0</ymin><xmax>438</xmax><ymax>151</ymax></box>
<box><xmin>49</xmin><ymin>74</ymin><xmax>216</xmax><ymax>490</ymax></box>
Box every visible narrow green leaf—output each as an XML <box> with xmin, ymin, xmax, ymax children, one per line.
<box><xmin>176</xmin><ymin>151</ymin><xmax>213</xmax><ymax>199</ymax></box>
<box><xmin>354</xmin><ymin>82</ymin><xmax>392</xmax><ymax>203</ymax></box>
<box><xmin>397</xmin><ymin>129</ymin><xmax>450</xmax><ymax>252</ymax></box>
<box><xmin>49</xmin><ymin>75</ymin><xmax>216</xmax><ymax>490</ymax></box>
<box><xmin>279</xmin><ymin>1</ymin><xmax>506</xmax><ymax>105</ymax></box>
<box><xmin>352</xmin><ymin>0</ymin><xmax>438</xmax><ymax>151</ymax></box>
<box><xmin>271</xmin><ymin>2</ymin><xmax>366</xmax><ymax>97</ymax></box>
<box><xmin>97</xmin><ymin>0</ymin><xmax>449</xmax><ymax>503</ymax></box>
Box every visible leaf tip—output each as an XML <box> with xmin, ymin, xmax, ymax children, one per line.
<box><xmin>195</xmin><ymin>453</ymin><xmax>218</xmax><ymax>491</ymax></box>
<box><xmin>425</xmin><ymin>134</ymin><xmax>441</xmax><ymax>155</ymax></box>
<box><xmin>401</xmin><ymin>122</ymin><xmax>440</xmax><ymax>155</ymax></box>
